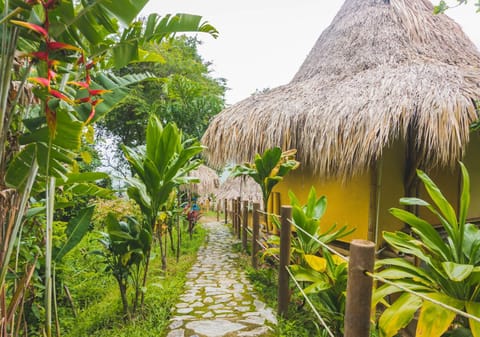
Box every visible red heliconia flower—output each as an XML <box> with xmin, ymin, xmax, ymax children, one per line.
<box><xmin>85</xmin><ymin>72</ymin><xmax>91</xmax><ymax>85</ymax></box>
<box><xmin>25</xmin><ymin>0</ymin><xmax>42</xmax><ymax>5</ymax></box>
<box><xmin>84</xmin><ymin>99</ymin><xmax>104</xmax><ymax>124</ymax></box>
<box><xmin>85</xmin><ymin>105</ymin><xmax>96</xmax><ymax>125</ymax></box>
<box><xmin>75</xmin><ymin>96</ymin><xmax>91</xmax><ymax>104</ymax></box>
<box><xmin>30</xmin><ymin>51</ymin><xmax>49</xmax><ymax>61</ymax></box>
<box><xmin>43</xmin><ymin>0</ymin><xmax>58</xmax><ymax>9</ymax></box>
<box><xmin>88</xmin><ymin>89</ymin><xmax>111</xmax><ymax>96</ymax></box>
<box><xmin>10</xmin><ymin>20</ymin><xmax>48</xmax><ymax>37</ymax></box>
<box><xmin>29</xmin><ymin>77</ymin><xmax>50</xmax><ymax>87</ymax></box>
<box><xmin>68</xmin><ymin>81</ymin><xmax>89</xmax><ymax>88</ymax></box>
<box><xmin>76</xmin><ymin>54</ymin><xmax>85</xmax><ymax>65</ymax></box>
<box><xmin>49</xmin><ymin>89</ymin><xmax>72</xmax><ymax>104</ymax></box>
<box><xmin>48</xmin><ymin>69</ymin><xmax>56</xmax><ymax>81</ymax></box>
<box><xmin>85</xmin><ymin>60</ymin><xmax>96</xmax><ymax>70</ymax></box>
<box><xmin>45</xmin><ymin>102</ymin><xmax>57</xmax><ymax>135</ymax></box>
<box><xmin>91</xmin><ymin>99</ymin><xmax>103</xmax><ymax>107</ymax></box>
<box><xmin>47</xmin><ymin>41</ymin><xmax>81</xmax><ymax>52</ymax></box>
<box><xmin>48</xmin><ymin>59</ymin><xmax>60</xmax><ymax>68</ymax></box>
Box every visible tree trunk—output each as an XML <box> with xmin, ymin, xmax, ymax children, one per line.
<box><xmin>176</xmin><ymin>214</ymin><xmax>181</xmax><ymax>263</ymax></box>
<box><xmin>168</xmin><ymin>225</ymin><xmax>175</xmax><ymax>254</ymax></box>
<box><xmin>140</xmin><ymin>248</ymin><xmax>150</xmax><ymax>308</ymax></box>
<box><xmin>116</xmin><ymin>277</ymin><xmax>129</xmax><ymax>320</ymax></box>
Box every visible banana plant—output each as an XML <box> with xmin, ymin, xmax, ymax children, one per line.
<box><xmin>374</xmin><ymin>162</ymin><xmax>480</xmax><ymax>337</ymax></box>
<box><xmin>122</xmin><ymin>115</ymin><xmax>203</xmax><ymax>301</ymax></box>
<box><xmin>232</xmin><ymin>147</ymin><xmax>299</xmax><ymax>232</ymax></box>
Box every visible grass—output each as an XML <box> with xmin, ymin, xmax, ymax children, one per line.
<box><xmin>59</xmin><ymin>224</ymin><xmax>207</xmax><ymax>337</ymax></box>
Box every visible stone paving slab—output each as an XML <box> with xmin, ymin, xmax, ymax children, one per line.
<box><xmin>166</xmin><ymin>222</ymin><xmax>276</xmax><ymax>337</ymax></box>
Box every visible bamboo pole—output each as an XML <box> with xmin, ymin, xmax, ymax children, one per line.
<box><xmin>278</xmin><ymin>206</ymin><xmax>292</xmax><ymax>318</ymax></box>
<box><xmin>237</xmin><ymin>197</ymin><xmax>241</xmax><ymax>240</ymax></box>
<box><xmin>344</xmin><ymin>239</ymin><xmax>375</xmax><ymax>337</ymax></box>
<box><xmin>242</xmin><ymin>200</ymin><xmax>248</xmax><ymax>251</ymax></box>
<box><xmin>252</xmin><ymin>202</ymin><xmax>260</xmax><ymax>269</ymax></box>
<box><xmin>224</xmin><ymin>199</ymin><xmax>228</xmax><ymax>225</ymax></box>
<box><xmin>230</xmin><ymin>199</ymin><xmax>236</xmax><ymax>232</ymax></box>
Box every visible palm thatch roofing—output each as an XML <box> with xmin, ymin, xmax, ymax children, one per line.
<box><xmin>181</xmin><ymin>164</ymin><xmax>219</xmax><ymax>196</ymax></box>
<box><xmin>215</xmin><ymin>176</ymin><xmax>262</xmax><ymax>208</ymax></box>
<box><xmin>202</xmin><ymin>0</ymin><xmax>480</xmax><ymax>179</ymax></box>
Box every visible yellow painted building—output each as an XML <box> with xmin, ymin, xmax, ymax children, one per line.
<box><xmin>202</xmin><ymin>0</ymin><xmax>480</xmax><ymax>249</ymax></box>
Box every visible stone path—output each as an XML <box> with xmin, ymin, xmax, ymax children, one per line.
<box><xmin>166</xmin><ymin>222</ymin><xmax>277</xmax><ymax>337</ymax></box>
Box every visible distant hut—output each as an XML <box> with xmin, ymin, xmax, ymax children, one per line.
<box><xmin>202</xmin><ymin>0</ymin><xmax>480</xmax><ymax>246</ymax></box>
<box><xmin>182</xmin><ymin>165</ymin><xmax>219</xmax><ymax>211</ymax></box>
<box><xmin>215</xmin><ymin>176</ymin><xmax>263</xmax><ymax>212</ymax></box>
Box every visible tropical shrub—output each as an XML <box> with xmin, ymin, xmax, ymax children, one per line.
<box><xmin>233</xmin><ymin>147</ymin><xmax>299</xmax><ymax>232</ymax></box>
<box><xmin>95</xmin><ymin>214</ymin><xmax>151</xmax><ymax>318</ymax></box>
<box><xmin>265</xmin><ymin>187</ymin><xmax>353</xmax><ymax>335</ymax></box>
<box><xmin>122</xmin><ymin>114</ymin><xmax>203</xmax><ymax>295</ymax></box>
<box><xmin>374</xmin><ymin>162</ymin><xmax>480</xmax><ymax>337</ymax></box>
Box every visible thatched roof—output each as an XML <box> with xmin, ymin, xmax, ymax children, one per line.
<box><xmin>202</xmin><ymin>0</ymin><xmax>480</xmax><ymax>178</ymax></box>
<box><xmin>182</xmin><ymin>164</ymin><xmax>219</xmax><ymax>196</ymax></box>
<box><xmin>215</xmin><ymin>176</ymin><xmax>262</xmax><ymax>207</ymax></box>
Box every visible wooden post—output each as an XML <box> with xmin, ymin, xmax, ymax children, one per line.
<box><xmin>231</xmin><ymin>199</ymin><xmax>236</xmax><ymax>232</ymax></box>
<box><xmin>224</xmin><ymin>199</ymin><xmax>228</xmax><ymax>225</ymax></box>
<box><xmin>344</xmin><ymin>239</ymin><xmax>375</xmax><ymax>337</ymax></box>
<box><xmin>242</xmin><ymin>200</ymin><xmax>248</xmax><ymax>251</ymax></box>
<box><xmin>252</xmin><ymin>202</ymin><xmax>260</xmax><ymax>269</ymax></box>
<box><xmin>278</xmin><ymin>205</ymin><xmax>292</xmax><ymax>318</ymax></box>
<box><xmin>237</xmin><ymin>197</ymin><xmax>241</xmax><ymax>240</ymax></box>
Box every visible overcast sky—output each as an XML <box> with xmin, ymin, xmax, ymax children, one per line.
<box><xmin>141</xmin><ymin>1</ymin><xmax>480</xmax><ymax>105</ymax></box>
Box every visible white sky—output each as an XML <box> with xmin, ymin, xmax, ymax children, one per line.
<box><xmin>141</xmin><ymin>1</ymin><xmax>480</xmax><ymax>105</ymax></box>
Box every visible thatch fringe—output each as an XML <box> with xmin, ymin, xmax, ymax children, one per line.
<box><xmin>201</xmin><ymin>0</ymin><xmax>480</xmax><ymax>179</ymax></box>
<box><xmin>215</xmin><ymin>176</ymin><xmax>262</xmax><ymax>208</ymax></box>
<box><xmin>181</xmin><ymin>164</ymin><xmax>219</xmax><ymax>196</ymax></box>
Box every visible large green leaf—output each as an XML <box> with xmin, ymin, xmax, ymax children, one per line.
<box><xmin>375</xmin><ymin>258</ymin><xmax>434</xmax><ymax>285</ymax></box>
<box><xmin>463</xmin><ymin>223</ymin><xmax>480</xmax><ymax>264</ymax></box>
<box><xmin>76</xmin><ymin>72</ymin><xmax>154</xmax><ymax>123</ymax></box>
<box><xmin>390</xmin><ymin>207</ymin><xmax>450</xmax><ymax>260</ymax></box>
<box><xmin>5</xmin><ymin>143</ymin><xmax>37</xmax><ymax>191</ymax></box>
<box><xmin>54</xmin><ymin>205</ymin><xmax>95</xmax><ymax>262</ymax></box>
<box><xmin>416</xmin><ymin>169</ymin><xmax>458</xmax><ymax>238</ymax></box>
<box><xmin>466</xmin><ymin>301</ymin><xmax>480</xmax><ymax>337</ymax></box>
<box><xmin>20</xmin><ymin>110</ymin><xmax>83</xmax><ymax>151</ymax></box>
<box><xmin>373</xmin><ymin>281</ymin><xmax>432</xmax><ymax>308</ymax></box>
<box><xmin>442</xmin><ymin>261</ymin><xmax>474</xmax><ymax>282</ymax></box>
<box><xmin>459</xmin><ymin>162</ymin><xmax>470</xmax><ymax>234</ymax></box>
<box><xmin>416</xmin><ymin>293</ymin><xmax>462</xmax><ymax>337</ymax></box>
<box><xmin>65</xmin><ymin>172</ymin><xmax>109</xmax><ymax>184</ymax></box>
<box><xmin>50</xmin><ymin>0</ymin><xmax>148</xmax><ymax>45</ymax></box>
<box><xmin>378</xmin><ymin>293</ymin><xmax>422</xmax><ymax>337</ymax></box>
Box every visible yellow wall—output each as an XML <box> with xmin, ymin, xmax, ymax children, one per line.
<box><xmin>463</xmin><ymin>133</ymin><xmax>480</xmax><ymax>221</ymax></box>
<box><xmin>273</xmin><ymin>168</ymin><xmax>370</xmax><ymax>242</ymax></box>
<box><xmin>376</xmin><ymin>142</ymin><xmax>407</xmax><ymax>242</ymax></box>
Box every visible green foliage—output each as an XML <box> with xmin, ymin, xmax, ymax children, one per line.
<box><xmin>98</xmin><ymin>36</ymin><xmax>226</xmax><ymax>173</ymax></box>
<box><xmin>375</xmin><ymin>162</ymin><xmax>480</xmax><ymax>337</ymax></box>
<box><xmin>54</xmin><ymin>205</ymin><xmax>95</xmax><ymax>262</ymax></box>
<box><xmin>233</xmin><ymin>147</ymin><xmax>299</xmax><ymax>219</ymax></box>
<box><xmin>61</xmin><ymin>225</ymin><xmax>206</xmax><ymax>337</ymax></box>
<box><xmin>96</xmin><ymin>214</ymin><xmax>151</xmax><ymax>316</ymax></box>
<box><xmin>122</xmin><ymin>115</ymin><xmax>203</xmax><ymax>228</ymax></box>
<box><xmin>289</xmin><ymin>187</ymin><xmax>354</xmax><ymax>259</ymax></box>
<box><xmin>434</xmin><ymin>0</ymin><xmax>480</xmax><ymax>14</ymax></box>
